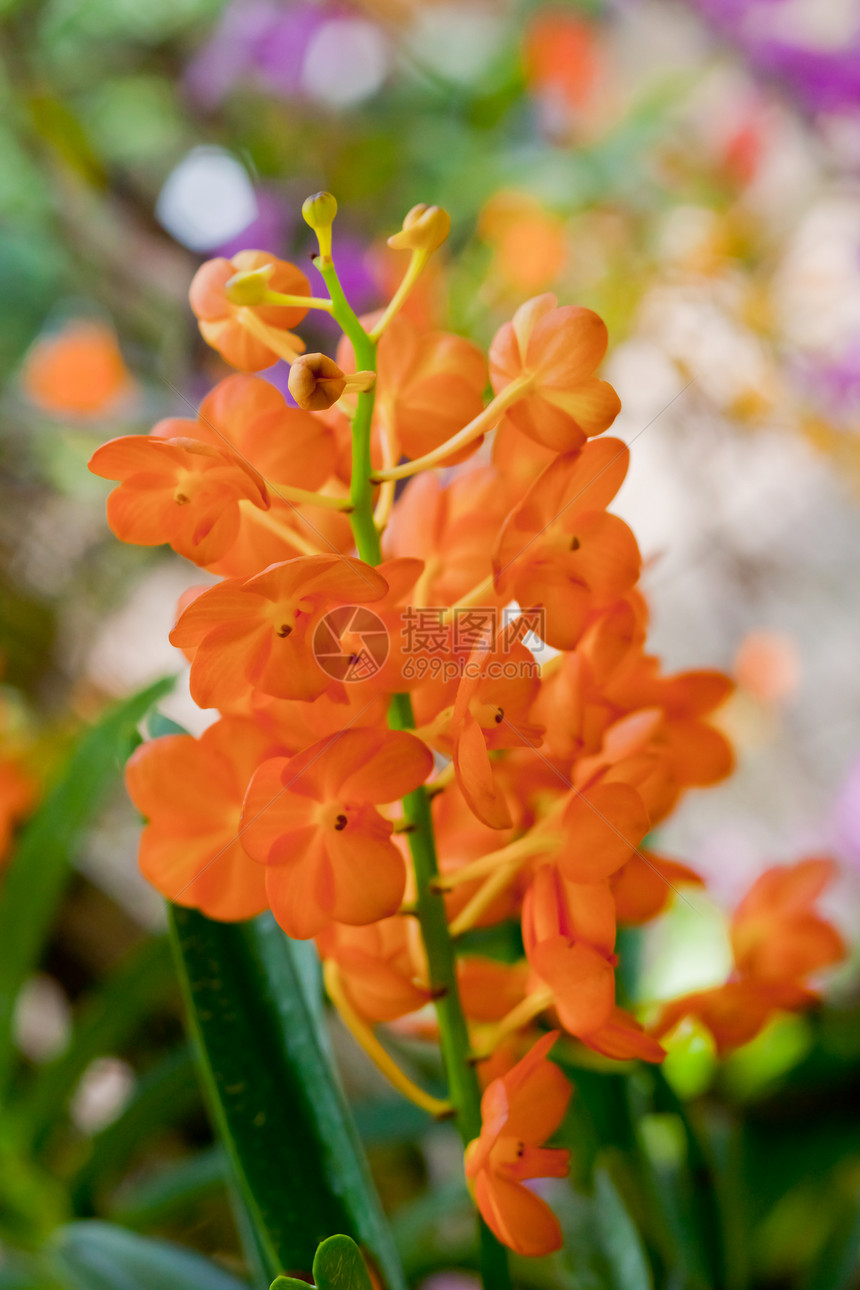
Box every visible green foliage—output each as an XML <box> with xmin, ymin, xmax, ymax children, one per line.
<box><xmin>50</xmin><ymin>1221</ymin><xmax>249</xmax><ymax>1290</ymax></box>
<box><xmin>169</xmin><ymin>908</ymin><xmax>405</xmax><ymax>1288</ymax></box>
<box><xmin>270</xmin><ymin>1234</ymin><xmax>375</xmax><ymax>1290</ymax></box>
<box><xmin>0</xmin><ymin>675</ymin><xmax>175</xmax><ymax>1094</ymax></box>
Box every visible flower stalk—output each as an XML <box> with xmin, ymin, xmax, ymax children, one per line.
<box><xmin>316</xmin><ymin>232</ymin><xmax>513</xmax><ymax>1290</ymax></box>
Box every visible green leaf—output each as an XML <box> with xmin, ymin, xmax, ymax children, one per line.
<box><xmin>313</xmin><ymin>1236</ymin><xmax>374</xmax><ymax>1290</ymax></box>
<box><xmin>592</xmin><ymin>1167</ymin><xmax>653</xmax><ymax>1290</ymax></box>
<box><xmin>23</xmin><ymin>935</ymin><xmax>176</xmax><ymax>1151</ymax></box>
<box><xmin>0</xmin><ymin>676</ymin><xmax>175</xmax><ymax>1095</ymax></box>
<box><xmin>107</xmin><ymin>1145</ymin><xmax>227</xmax><ymax>1229</ymax></box>
<box><xmin>169</xmin><ymin>907</ymin><xmax>406</xmax><ymax>1289</ymax></box>
<box><xmin>50</xmin><ymin>1220</ymin><xmax>248</xmax><ymax>1290</ymax></box>
<box><xmin>799</xmin><ymin>1191</ymin><xmax>860</xmax><ymax>1290</ymax></box>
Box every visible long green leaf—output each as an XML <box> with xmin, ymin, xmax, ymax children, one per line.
<box><xmin>170</xmin><ymin>907</ymin><xmax>406</xmax><ymax>1289</ymax></box>
<box><xmin>0</xmin><ymin>676</ymin><xmax>174</xmax><ymax>1094</ymax></box>
<box><xmin>23</xmin><ymin>936</ymin><xmax>176</xmax><ymax>1151</ymax></box>
<box><xmin>50</xmin><ymin>1220</ymin><xmax>248</xmax><ymax>1290</ymax></box>
<box><xmin>107</xmin><ymin>1145</ymin><xmax>227</xmax><ymax>1229</ymax></box>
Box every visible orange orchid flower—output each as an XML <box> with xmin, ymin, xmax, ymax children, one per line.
<box><xmin>155</xmin><ymin>374</ymin><xmax>347</xmax><ymax>576</ymax></box>
<box><xmin>459</xmin><ymin>957</ymin><xmax>532</xmax><ymax>1025</ymax></box>
<box><xmin>316</xmin><ymin>916</ymin><xmax>431</xmax><ymax>1023</ymax></box>
<box><xmin>169</xmin><ymin>554</ymin><xmax>389</xmax><ymax>708</ymax></box>
<box><xmin>125</xmin><ymin>718</ymin><xmax>279</xmax><ymax>921</ymax></box>
<box><xmin>522</xmin><ymin>866</ymin><xmax>616</xmax><ymax>1038</ymax></box>
<box><xmin>340</xmin><ymin>312</ymin><xmax>488</xmax><ymax>463</ymax></box>
<box><xmin>239</xmin><ymin>727</ymin><xmax>434</xmax><ymax>939</ymax></box>
<box><xmin>494</xmin><ymin>438</ymin><xmax>641</xmax><ymax>651</ymax></box>
<box><xmin>189</xmin><ymin>250</ymin><xmax>310</xmax><ymax>371</ymax></box>
<box><xmin>22</xmin><ymin>319</ymin><xmax>135</xmax><ymax>417</ymax></box>
<box><xmin>88</xmin><ymin>434</ymin><xmax>270</xmax><ymax>566</ymax></box>
<box><xmin>464</xmin><ymin>1031</ymin><xmax>571</xmax><ymax>1257</ymax></box>
<box><xmin>535</xmin><ymin>598</ymin><xmax>648</xmax><ymax>763</ymax></box>
<box><xmin>434</xmin><ymin>635</ymin><xmax>543</xmax><ymax>830</ymax></box>
<box><xmin>604</xmin><ymin>658</ymin><xmax>735</xmax><ymax>791</ymax></box>
<box><xmin>384</xmin><ymin>465</ymin><xmax>511</xmax><ymax>607</ymax></box>
<box><xmin>489</xmin><ymin>293</ymin><xmax>621</xmax><ymax>452</ymax></box>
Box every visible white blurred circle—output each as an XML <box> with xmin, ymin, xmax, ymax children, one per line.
<box><xmin>301</xmin><ymin>18</ymin><xmax>389</xmax><ymax>108</ymax></box>
<box><xmin>155</xmin><ymin>145</ymin><xmax>258</xmax><ymax>251</ymax></box>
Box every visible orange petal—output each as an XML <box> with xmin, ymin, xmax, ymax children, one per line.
<box><xmin>528</xmin><ymin>304</ymin><xmax>609</xmax><ymax>388</ymax></box>
<box><xmin>265</xmin><ymin>834</ymin><xmax>333</xmax><ymax>939</ymax></box>
<box><xmin>454</xmin><ymin>712</ymin><xmax>513</xmax><ymax>829</ymax></box>
<box><xmin>328</xmin><ymin>826</ymin><xmax>407</xmax><ymax>926</ymax></box>
<box><xmin>559</xmin><ymin>783</ymin><xmax>650</xmax><ymax>882</ymax></box>
<box><xmin>530</xmin><ymin>937</ymin><xmax>615</xmax><ymax>1036</ymax></box>
<box><xmin>474</xmin><ymin>1172</ymin><xmax>564</xmax><ymax>1257</ymax></box>
<box><xmin>339</xmin><ymin>730</ymin><xmax>434</xmax><ymax>803</ymax></box>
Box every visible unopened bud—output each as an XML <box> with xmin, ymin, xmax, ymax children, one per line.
<box><xmin>387</xmin><ymin>204</ymin><xmax>451</xmax><ymax>254</ymax></box>
<box><xmin>302</xmin><ymin>192</ymin><xmax>338</xmax><ymax>260</ymax></box>
<box><xmin>288</xmin><ymin>353</ymin><xmax>347</xmax><ymax>410</ymax></box>
<box><xmin>224</xmin><ymin>264</ymin><xmax>275</xmax><ymax>306</ymax></box>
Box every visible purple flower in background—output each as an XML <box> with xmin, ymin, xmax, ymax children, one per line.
<box><xmin>795</xmin><ymin>339</ymin><xmax>860</xmax><ymax>422</ymax></box>
<box><xmin>185</xmin><ymin>0</ymin><xmax>323</xmax><ymax>107</ymax></box>
<box><xmin>754</xmin><ymin>37</ymin><xmax>860</xmax><ymax>114</ymax></box>
<box><xmin>687</xmin><ymin>0</ymin><xmax>860</xmax><ymax>117</ymax></box>
<box><xmin>185</xmin><ymin>0</ymin><xmax>354</xmax><ymax>108</ymax></box>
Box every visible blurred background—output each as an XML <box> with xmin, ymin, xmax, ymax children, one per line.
<box><xmin>2</xmin><ymin>1</ymin><xmax>860</xmax><ymax>1285</ymax></box>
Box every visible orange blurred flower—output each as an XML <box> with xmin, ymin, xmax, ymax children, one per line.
<box><xmin>479</xmin><ymin>192</ymin><xmax>568</xmax><ymax>294</ymax></box>
<box><xmin>731</xmin><ymin>858</ymin><xmax>845</xmax><ymax>983</ymax></box>
<box><xmin>0</xmin><ymin>757</ymin><xmax>37</xmax><ymax>866</ymax></box>
<box><xmin>654</xmin><ymin>859</ymin><xmax>845</xmax><ymax>1055</ymax></box>
<box><xmin>523</xmin><ymin>10</ymin><xmax>601</xmax><ymax>116</ymax></box>
<box><xmin>22</xmin><ymin>319</ymin><xmax>135</xmax><ymax>417</ymax></box>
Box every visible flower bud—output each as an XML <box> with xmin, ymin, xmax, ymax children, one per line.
<box><xmin>387</xmin><ymin>204</ymin><xmax>451</xmax><ymax>254</ymax></box>
<box><xmin>302</xmin><ymin>191</ymin><xmax>338</xmax><ymax>246</ymax></box>
<box><xmin>224</xmin><ymin>263</ymin><xmax>274</xmax><ymax>306</ymax></box>
<box><xmin>288</xmin><ymin>353</ymin><xmax>347</xmax><ymax>410</ymax></box>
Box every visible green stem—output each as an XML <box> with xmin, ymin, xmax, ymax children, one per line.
<box><xmin>317</xmin><ymin>252</ymin><xmax>512</xmax><ymax>1290</ymax></box>
<box><xmin>316</xmin><ymin>257</ymin><xmax>381</xmax><ymax>565</ymax></box>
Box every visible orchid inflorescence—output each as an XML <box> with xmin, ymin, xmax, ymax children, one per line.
<box><xmin>89</xmin><ymin>193</ymin><xmax>844</xmax><ymax>1267</ymax></box>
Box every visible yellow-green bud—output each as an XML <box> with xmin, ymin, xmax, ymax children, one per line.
<box><xmin>224</xmin><ymin>264</ymin><xmax>274</xmax><ymax>306</ymax></box>
<box><xmin>387</xmin><ymin>204</ymin><xmax>451</xmax><ymax>254</ymax></box>
<box><xmin>302</xmin><ymin>191</ymin><xmax>338</xmax><ymax>233</ymax></box>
